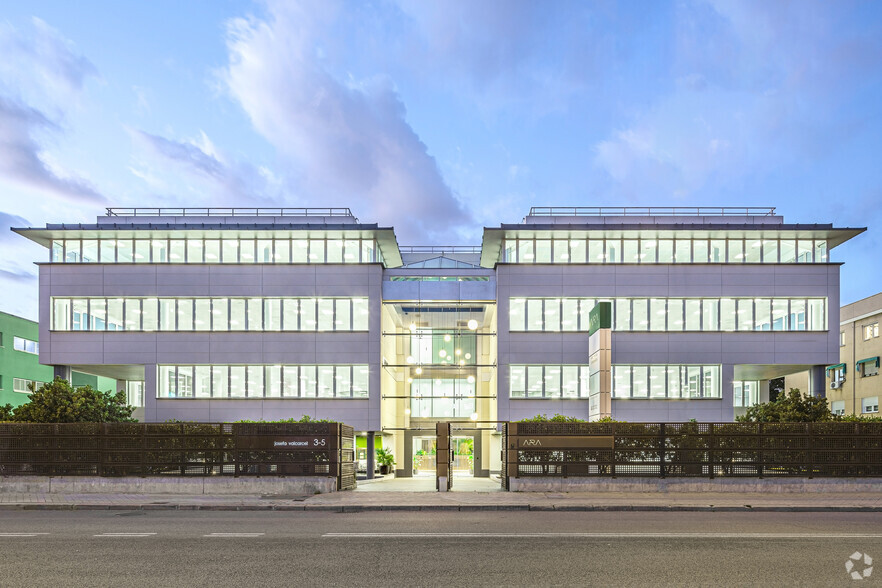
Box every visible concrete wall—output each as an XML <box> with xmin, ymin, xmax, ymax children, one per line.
<box><xmin>0</xmin><ymin>476</ymin><xmax>337</xmax><ymax>495</ymax></box>
<box><xmin>39</xmin><ymin>263</ymin><xmax>384</xmax><ymax>429</ymax></box>
<box><xmin>496</xmin><ymin>263</ymin><xmax>840</xmax><ymax>422</ymax></box>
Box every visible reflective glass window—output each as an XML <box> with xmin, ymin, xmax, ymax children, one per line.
<box><xmin>318</xmin><ymin>366</ymin><xmax>335</xmax><ymax>397</ymax></box>
<box><xmin>553</xmin><ymin>239</ymin><xmax>568</xmax><ymax>262</ymax></box>
<box><xmin>779</xmin><ymin>240</ymin><xmax>796</xmax><ymax>263</ymax></box>
<box><xmin>510</xmin><ymin>298</ymin><xmax>526</xmax><ymax>331</ymax></box>
<box><xmin>658</xmin><ymin>240</ymin><xmax>674</xmax><ymax>263</ymax></box>
<box><xmin>327</xmin><ymin>240</ymin><xmax>344</xmax><ymax>263</ymax></box>
<box><xmin>283</xmin><ymin>299</ymin><xmax>299</xmax><ymax>330</ymax></box>
<box><xmin>562</xmin><ymin>366</ymin><xmax>579</xmax><ymax>398</ymax></box>
<box><xmin>606</xmin><ymin>239</ymin><xmax>621</xmax><ymax>263</ymax></box>
<box><xmin>292</xmin><ymin>240</ymin><xmax>308</xmax><ymax>263</ymax></box>
<box><xmin>353</xmin><ymin>366</ymin><xmax>369</xmax><ymax>398</ymax></box>
<box><xmin>623</xmin><ymin>240</ymin><xmax>639</xmax><ymax>263</ymax></box>
<box><xmin>737</xmin><ymin>299</ymin><xmax>753</xmax><ymax>331</ymax></box>
<box><xmin>213</xmin><ymin>299</ymin><xmax>229</xmax><ymax>331</ymax></box>
<box><xmin>239</xmin><ymin>239</ymin><xmax>255</xmax><ymax>263</ymax></box>
<box><xmin>257</xmin><ymin>240</ymin><xmax>273</xmax><ymax>263</ymax></box>
<box><xmin>89</xmin><ymin>299</ymin><xmax>106</xmax><ymax>330</ymax></box>
<box><xmin>82</xmin><ymin>240</ymin><xmax>98</xmax><ymax>263</ymax></box>
<box><xmin>650</xmin><ymin>366</ymin><xmax>666</xmax><ymax>398</ymax></box>
<box><xmin>117</xmin><ymin>240</ymin><xmax>133</xmax><ymax>262</ymax></box>
<box><xmin>746</xmin><ymin>239</ymin><xmax>761</xmax><ymax>263</ymax></box>
<box><xmin>693</xmin><ymin>240</ymin><xmax>708</xmax><ymax>263</ymax></box>
<box><xmin>222</xmin><ymin>240</ymin><xmax>239</xmax><ymax>263</ymax></box>
<box><xmin>650</xmin><ymin>299</ymin><xmax>666</xmax><ymax>331</ymax></box>
<box><xmin>640</xmin><ymin>240</ymin><xmax>657</xmax><ymax>263</ymax></box>
<box><xmin>53</xmin><ymin>298</ymin><xmax>70</xmax><ymax>330</ymax></box>
<box><xmin>134</xmin><ymin>240</ymin><xmax>150</xmax><ymax>262</ymax></box>
<box><xmin>720</xmin><ymin>299</ymin><xmax>736</xmax><ymax>331</ymax></box>
<box><xmin>615</xmin><ymin>299</ymin><xmax>630</xmax><ymax>331</ymax></box>
<box><xmin>728</xmin><ymin>239</ymin><xmax>744</xmax><ymax>262</ymax></box>
<box><xmin>762</xmin><ymin>240</ymin><xmax>778</xmax><ymax>263</ymax></box>
<box><xmin>613</xmin><ymin>366</ymin><xmax>630</xmax><ymax>398</ymax></box>
<box><xmin>632</xmin><ymin>299</ymin><xmax>648</xmax><ymax>330</ymax></box>
<box><xmin>229</xmin><ymin>366</ymin><xmax>246</xmax><ymax>398</ymax></box>
<box><xmin>772</xmin><ymin>299</ymin><xmax>788</xmax><ymax>331</ymax></box>
<box><xmin>246</xmin><ymin>365</ymin><xmax>263</xmax><ymax>397</ymax></box>
<box><xmin>353</xmin><ymin>298</ymin><xmax>369</xmax><ymax>331</ymax></box>
<box><xmin>344</xmin><ymin>240</ymin><xmax>360</xmax><ymax>263</ymax></box>
<box><xmin>544</xmin><ymin>299</ymin><xmax>560</xmax><ymax>331</ymax></box>
<box><xmin>142</xmin><ymin>299</ymin><xmax>158</xmax><ymax>331</ymax></box>
<box><xmin>247</xmin><ymin>298</ymin><xmax>262</xmax><ymax>330</ymax></box>
<box><xmin>535</xmin><ymin>240</ymin><xmax>551</xmax><ymax>263</ymax></box>
<box><xmin>527</xmin><ymin>299</ymin><xmax>543</xmax><ymax>331</ymax></box>
<box><xmin>204</xmin><ymin>240</ymin><xmax>220</xmax><ymax>262</ymax></box>
<box><xmin>685</xmin><ymin>299</ymin><xmax>701</xmax><ymax>331</ymax></box>
<box><xmin>65</xmin><ymin>240</ymin><xmax>81</xmax><ymax>262</ymax></box>
<box><xmin>100</xmin><ymin>239</ymin><xmax>115</xmax><ymax>263</ymax></box>
<box><xmin>52</xmin><ymin>240</ymin><xmax>63</xmax><ymax>262</ymax></box>
<box><xmin>336</xmin><ymin>299</ymin><xmax>351</xmax><ymax>330</ymax></box>
<box><xmin>309</xmin><ymin>239</ymin><xmax>325</xmax><ymax>263</ymax></box>
<box><xmin>159</xmin><ymin>299</ymin><xmax>176</xmax><ymax>331</ymax></box>
<box><xmin>562</xmin><ymin>299</ymin><xmax>579</xmax><ymax>332</ymax></box>
<box><xmin>275</xmin><ymin>239</ymin><xmax>290</xmax><ymax>263</ymax></box>
<box><xmin>569</xmin><ymin>239</ymin><xmax>586</xmax><ymax>262</ymax></box>
<box><xmin>300</xmin><ymin>365</ymin><xmax>316</xmax><ymax>397</ymax></box>
<box><xmin>104</xmin><ymin>298</ymin><xmax>122</xmax><ymax>330</ymax></box>
<box><xmin>790</xmin><ymin>299</ymin><xmax>806</xmax><ymax>331</ymax></box>
<box><xmin>186</xmin><ymin>239</ymin><xmax>203</xmax><ymax>263</ymax></box>
<box><xmin>754</xmin><ymin>299</ymin><xmax>771</xmax><ymax>330</ymax></box>
<box><xmin>124</xmin><ymin>299</ymin><xmax>141</xmax><ymax>330</ymax></box>
<box><xmin>808</xmin><ymin>299</ymin><xmax>825</xmax><ymax>330</ymax></box>
<box><xmin>169</xmin><ymin>240</ymin><xmax>185</xmax><ymax>263</ymax></box>
<box><xmin>301</xmin><ymin>299</ymin><xmax>316</xmax><ymax>330</ymax></box>
<box><xmin>668</xmin><ymin>299</ymin><xmax>684</xmax><ymax>331</ymax></box>
<box><xmin>814</xmin><ymin>240</ymin><xmax>828</xmax><ymax>262</ymax></box>
<box><xmin>632</xmin><ymin>366</ymin><xmax>648</xmax><ymax>398</ymax></box>
<box><xmin>194</xmin><ymin>299</ymin><xmax>210</xmax><ymax>331</ymax></box>
<box><xmin>588</xmin><ymin>240</ymin><xmax>604</xmax><ymax>262</ymax></box>
<box><xmin>230</xmin><ymin>299</ymin><xmax>246</xmax><ymax>330</ymax></box>
<box><xmin>674</xmin><ymin>240</ymin><xmax>691</xmax><ymax>263</ymax></box>
<box><xmin>710</xmin><ymin>240</ymin><xmax>725</xmax><ymax>263</ymax></box>
<box><xmin>544</xmin><ymin>366</ymin><xmax>561</xmax><ymax>398</ymax></box>
<box><xmin>797</xmin><ymin>240</ymin><xmax>812</xmax><ymax>263</ymax></box>
<box><xmin>151</xmin><ymin>240</ymin><xmax>167</xmax><ymax>263</ymax></box>
<box><xmin>318</xmin><ymin>299</ymin><xmax>334</xmax><ymax>331</ymax></box>
<box><xmin>177</xmin><ymin>299</ymin><xmax>193</xmax><ymax>331</ymax></box>
<box><xmin>283</xmin><ymin>366</ymin><xmax>298</xmax><ymax>397</ymax></box>
<box><xmin>527</xmin><ymin>366</ymin><xmax>543</xmax><ymax>398</ymax></box>
<box><xmin>195</xmin><ymin>366</ymin><xmax>211</xmax><ymax>398</ymax></box>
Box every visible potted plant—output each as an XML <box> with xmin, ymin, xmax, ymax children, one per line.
<box><xmin>376</xmin><ymin>448</ymin><xmax>395</xmax><ymax>475</ymax></box>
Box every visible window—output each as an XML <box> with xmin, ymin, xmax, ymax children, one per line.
<box><xmin>509</xmin><ymin>365</ymin><xmax>591</xmax><ymax>399</ymax></box>
<box><xmin>612</xmin><ymin>365</ymin><xmax>721</xmax><ymax>399</ymax></box>
<box><xmin>733</xmin><ymin>381</ymin><xmax>759</xmax><ymax>407</ymax></box>
<box><xmin>840</xmin><ymin>331</ymin><xmax>845</xmax><ymax>347</ymax></box>
<box><xmin>862</xmin><ymin>396</ymin><xmax>879</xmax><ymax>414</ymax></box>
<box><xmin>831</xmin><ymin>400</ymin><xmax>845</xmax><ymax>416</ymax></box>
<box><xmin>13</xmin><ymin>336</ymin><xmax>38</xmax><ymax>355</ymax></box>
<box><xmin>13</xmin><ymin>378</ymin><xmax>44</xmax><ymax>394</ymax></box>
<box><xmin>858</xmin><ymin>358</ymin><xmax>879</xmax><ymax>378</ymax></box>
<box><xmin>864</xmin><ymin>323</ymin><xmax>879</xmax><ymax>340</ymax></box>
<box><xmin>157</xmin><ymin>364</ymin><xmax>368</xmax><ymax>399</ymax></box>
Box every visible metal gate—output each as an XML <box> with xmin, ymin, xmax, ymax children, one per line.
<box><xmin>435</xmin><ymin>422</ymin><xmax>452</xmax><ymax>491</ymax></box>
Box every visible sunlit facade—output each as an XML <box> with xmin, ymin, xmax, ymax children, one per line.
<box><xmin>15</xmin><ymin>206</ymin><xmax>863</xmax><ymax>477</ymax></box>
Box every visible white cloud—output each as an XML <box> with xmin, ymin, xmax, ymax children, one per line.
<box><xmin>130</xmin><ymin>129</ymin><xmax>283</xmax><ymax>207</ymax></box>
<box><xmin>0</xmin><ymin>18</ymin><xmax>103</xmax><ymax>204</ymax></box>
<box><xmin>221</xmin><ymin>0</ymin><xmax>470</xmax><ymax>242</ymax></box>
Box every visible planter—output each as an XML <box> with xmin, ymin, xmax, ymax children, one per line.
<box><xmin>379</xmin><ymin>465</ymin><xmax>390</xmax><ymax>475</ymax></box>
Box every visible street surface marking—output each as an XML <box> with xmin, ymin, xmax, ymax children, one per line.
<box><xmin>0</xmin><ymin>533</ymin><xmax>50</xmax><ymax>537</ymax></box>
<box><xmin>323</xmin><ymin>532</ymin><xmax>882</xmax><ymax>539</ymax></box>
<box><xmin>94</xmin><ymin>533</ymin><xmax>157</xmax><ymax>537</ymax></box>
<box><xmin>204</xmin><ymin>533</ymin><xmax>265</xmax><ymax>537</ymax></box>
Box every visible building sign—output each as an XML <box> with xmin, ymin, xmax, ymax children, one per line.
<box><xmin>237</xmin><ymin>436</ymin><xmax>331</xmax><ymax>450</ymax></box>
<box><xmin>588</xmin><ymin>302</ymin><xmax>612</xmax><ymax>421</ymax></box>
<box><xmin>518</xmin><ymin>436</ymin><xmax>614</xmax><ymax>449</ymax></box>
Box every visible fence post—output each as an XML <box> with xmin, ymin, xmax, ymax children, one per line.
<box><xmin>807</xmin><ymin>422</ymin><xmax>814</xmax><ymax>479</ymax></box>
<box><xmin>659</xmin><ymin>423</ymin><xmax>666</xmax><ymax>479</ymax></box>
<box><xmin>233</xmin><ymin>423</ymin><xmax>239</xmax><ymax>478</ymax></box>
<box><xmin>757</xmin><ymin>423</ymin><xmax>764</xmax><ymax>479</ymax></box>
<box><xmin>708</xmin><ymin>423</ymin><xmax>715</xmax><ymax>480</ymax></box>
<box><xmin>140</xmin><ymin>423</ymin><xmax>146</xmax><ymax>478</ymax></box>
<box><xmin>97</xmin><ymin>423</ymin><xmax>105</xmax><ymax>477</ymax></box>
<box><xmin>610</xmin><ymin>422</ymin><xmax>616</xmax><ymax>479</ymax></box>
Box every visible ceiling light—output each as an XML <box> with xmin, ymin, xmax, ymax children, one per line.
<box><xmin>467</xmin><ymin>319</ymin><xmax>478</xmax><ymax>330</ymax></box>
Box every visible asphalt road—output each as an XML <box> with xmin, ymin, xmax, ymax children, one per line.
<box><xmin>1</xmin><ymin>510</ymin><xmax>880</xmax><ymax>587</ymax></box>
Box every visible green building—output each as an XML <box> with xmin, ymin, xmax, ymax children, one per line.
<box><xmin>0</xmin><ymin>311</ymin><xmax>116</xmax><ymax>408</ymax></box>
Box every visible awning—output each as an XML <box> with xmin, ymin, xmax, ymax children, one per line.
<box><xmin>825</xmin><ymin>363</ymin><xmax>846</xmax><ymax>375</ymax></box>
<box><xmin>856</xmin><ymin>357</ymin><xmax>880</xmax><ymax>367</ymax></box>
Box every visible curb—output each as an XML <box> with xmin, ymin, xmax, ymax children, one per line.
<box><xmin>0</xmin><ymin>503</ymin><xmax>880</xmax><ymax>512</ymax></box>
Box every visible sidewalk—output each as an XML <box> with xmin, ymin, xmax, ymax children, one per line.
<box><xmin>1</xmin><ymin>489</ymin><xmax>881</xmax><ymax>512</ymax></box>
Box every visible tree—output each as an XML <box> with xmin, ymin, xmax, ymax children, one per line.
<box><xmin>736</xmin><ymin>388</ymin><xmax>833</xmax><ymax>423</ymax></box>
<box><xmin>0</xmin><ymin>403</ymin><xmax>13</xmax><ymax>421</ymax></box>
<box><xmin>4</xmin><ymin>378</ymin><xmax>136</xmax><ymax>423</ymax></box>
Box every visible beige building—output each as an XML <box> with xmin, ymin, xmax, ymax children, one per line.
<box><xmin>826</xmin><ymin>293</ymin><xmax>882</xmax><ymax>416</ymax></box>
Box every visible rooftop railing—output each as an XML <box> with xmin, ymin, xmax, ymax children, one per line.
<box><xmin>399</xmin><ymin>245</ymin><xmax>482</xmax><ymax>254</ymax></box>
<box><xmin>106</xmin><ymin>207</ymin><xmax>358</xmax><ymax>221</ymax></box>
<box><xmin>526</xmin><ymin>206</ymin><xmax>776</xmax><ymax>219</ymax></box>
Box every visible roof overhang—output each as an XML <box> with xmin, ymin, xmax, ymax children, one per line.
<box><xmin>480</xmin><ymin>224</ymin><xmax>866</xmax><ymax>267</ymax></box>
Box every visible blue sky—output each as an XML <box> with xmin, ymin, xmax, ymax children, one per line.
<box><xmin>0</xmin><ymin>0</ymin><xmax>880</xmax><ymax>320</ymax></box>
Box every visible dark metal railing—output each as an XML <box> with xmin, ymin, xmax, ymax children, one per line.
<box><xmin>399</xmin><ymin>246</ymin><xmax>483</xmax><ymax>254</ymax></box>
<box><xmin>525</xmin><ymin>206</ymin><xmax>776</xmax><ymax>218</ymax></box>
<box><xmin>106</xmin><ymin>207</ymin><xmax>357</xmax><ymax>220</ymax></box>
<box><xmin>504</xmin><ymin>422</ymin><xmax>882</xmax><ymax>480</ymax></box>
<box><xmin>0</xmin><ymin>422</ymin><xmax>356</xmax><ymax>490</ymax></box>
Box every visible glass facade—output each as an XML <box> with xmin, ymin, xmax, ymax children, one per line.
<box><xmin>409</xmin><ymin>379</ymin><xmax>475</xmax><ymax>418</ymax></box>
<box><xmin>509</xmin><ymin>297</ymin><xmax>827</xmax><ymax>332</ymax></box>
<box><xmin>612</xmin><ymin>365</ymin><xmax>721</xmax><ymax>399</ymax></box>
<box><xmin>157</xmin><ymin>364</ymin><xmax>369</xmax><ymax>398</ymax></box>
<box><xmin>509</xmin><ymin>365</ymin><xmax>590</xmax><ymax>398</ymax></box>
<box><xmin>502</xmin><ymin>237</ymin><xmax>828</xmax><ymax>264</ymax></box>
<box><xmin>52</xmin><ymin>297</ymin><xmax>369</xmax><ymax>332</ymax></box>
<box><xmin>50</xmin><ymin>237</ymin><xmax>382</xmax><ymax>264</ymax></box>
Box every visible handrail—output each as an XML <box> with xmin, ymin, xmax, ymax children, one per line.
<box><xmin>526</xmin><ymin>206</ymin><xmax>776</xmax><ymax>219</ymax></box>
<box><xmin>399</xmin><ymin>245</ymin><xmax>482</xmax><ymax>253</ymax></box>
<box><xmin>106</xmin><ymin>207</ymin><xmax>357</xmax><ymax>221</ymax></box>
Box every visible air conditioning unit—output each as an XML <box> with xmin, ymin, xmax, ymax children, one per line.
<box><xmin>831</xmin><ymin>381</ymin><xmax>842</xmax><ymax>389</ymax></box>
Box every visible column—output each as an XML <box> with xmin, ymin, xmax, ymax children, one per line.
<box><xmin>366</xmin><ymin>431</ymin><xmax>375</xmax><ymax>480</ymax></box>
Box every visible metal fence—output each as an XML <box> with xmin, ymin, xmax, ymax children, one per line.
<box><xmin>504</xmin><ymin>422</ymin><xmax>882</xmax><ymax>480</ymax></box>
<box><xmin>0</xmin><ymin>422</ymin><xmax>356</xmax><ymax>491</ymax></box>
